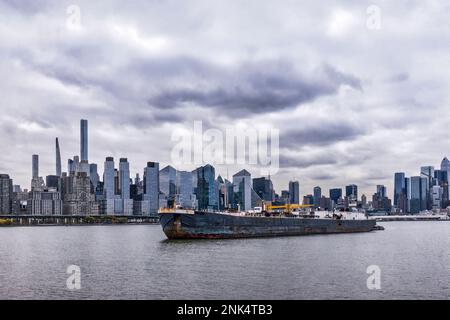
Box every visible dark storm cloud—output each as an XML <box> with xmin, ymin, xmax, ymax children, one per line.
<box><xmin>281</xmin><ymin>122</ymin><xmax>366</xmax><ymax>148</ymax></box>
<box><xmin>147</xmin><ymin>61</ymin><xmax>362</xmax><ymax>116</ymax></box>
<box><xmin>311</xmin><ymin>173</ymin><xmax>337</xmax><ymax>181</ymax></box>
<box><xmin>279</xmin><ymin>154</ymin><xmax>337</xmax><ymax>169</ymax></box>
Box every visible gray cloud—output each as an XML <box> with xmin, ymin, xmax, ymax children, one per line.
<box><xmin>147</xmin><ymin>61</ymin><xmax>361</xmax><ymax>116</ymax></box>
<box><xmin>1</xmin><ymin>0</ymin><xmax>450</xmax><ymax>198</ymax></box>
<box><xmin>281</xmin><ymin>122</ymin><xmax>366</xmax><ymax>148</ymax></box>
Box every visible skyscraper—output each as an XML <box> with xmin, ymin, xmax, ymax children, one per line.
<box><xmin>143</xmin><ymin>162</ymin><xmax>160</xmax><ymax>215</ymax></box>
<box><xmin>313</xmin><ymin>186</ymin><xmax>321</xmax><ymax>207</ymax></box>
<box><xmin>89</xmin><ymin>163</ymin><xmax>100</xmax><ymax>192</ymax></box>
<box><xmin>288</xmin><ymin>181</ymin><xmax>300</xmax><ymax>204</ymax></box>
<box><xmin>394</xmin><ymin>172</ymin><xmax>406</xmax><ymax>207</ymax></box>
<box><xmin>252</xmin><ymin>177</ymin><xmax>273</xmax><ymax>202</ymax></box>
<box><xmin>410</xmin><ymin>176</ymin><xmax>426</xmax><ymax>214</ymax></box>
<box><xmin>103</xmin><ymin>157</ymin><xmax>115</xmax><ymax>200</ymax></box>
<box><xmin>233</xmin><ymin>169</ymin><xmax>252</xmax><ymax>212</ymax></box>
<box><xmin>31</xmin><ymin>155</ymin><xmax>44</xmax><ymax>191</ymax></box>
<box><xmin>440</xmin><ymin>157</ymin><xmax>450</xmax><ymax>207</ymax></box>
<box><xmin>176</xmin><ymin>171</ymin><xmax>196</xmax><ymax>209</ymax></box>
<box><xmin>160</xmin><ymin>165</ymin><xmax>177</xmax><ymax>207</ymax></box>
<box><xmin>55</xmin><ymin>137</ymin><xmax>62</xmax><ymax>176</ymax></box>
<box><xmin>80</xmin><ymin>119</ymin><xmax>88</xmax><ymax>161</ymax></box>
<box><xmin>345</xmin><ymin>184</ymin><xmax>358</xmax><ymax>201</ymax></box>
<box><xmin>119</xmin><ymin>158</ymin><xmax>133</xmax><ymax>215</ymax></box>
<box><xmin>195</xmin><ymin>164</ymin><xmax>217</xmax><ymax>210</ymax></box>
<box><xmin>420</xmin><ymin>166</ymin><xmax>434</xmax><ymax>210</ymax></box>
<box><xmin>329</xmin><ymin>188</ymin><xmax>342</xmax><ymax>203</ymax></box>
<box><xmin>32</xmin><ymin>154</ymin><xmax>39</xmax><ymax>179</ymax></box>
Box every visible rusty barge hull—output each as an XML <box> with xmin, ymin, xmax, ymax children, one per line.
<box><xmin>159</xmin><ymin>212</ymin><xmax>377</xmax><ymax>240</ymax></box>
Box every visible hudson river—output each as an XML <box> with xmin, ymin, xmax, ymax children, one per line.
<box><xmin>1</xmin><ymin>221</ymin><xmax>449</xmax><ymax>299</ymax></box>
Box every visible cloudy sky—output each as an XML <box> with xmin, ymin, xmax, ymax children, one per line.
<box><xmin>1</xmin><ymin>0</ymin><xmax>450</xmax><ymax>198</ymax></box>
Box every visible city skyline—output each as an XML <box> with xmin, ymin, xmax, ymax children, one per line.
<box><xmin>1</xmin><ymin>1</ymin><xmax>450</xmax><ymax>198</ymax></box>
<box><xmin>3</xmin><ymin>116</ymin><xmax>450</xmax><ymax>203</ymax></box>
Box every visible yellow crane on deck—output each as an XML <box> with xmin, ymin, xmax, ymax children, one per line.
<box><xmin>264</xmin><ymin>203</ymin><xmax>314</xmax><ymax>214</ymax></box>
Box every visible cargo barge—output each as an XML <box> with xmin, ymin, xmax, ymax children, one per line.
<box><xmin>159</xmin><ymin>210</ymin><xmax>380</xmax><ymax>240</ymax></box>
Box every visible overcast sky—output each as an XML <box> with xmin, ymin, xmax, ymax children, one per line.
<box><xmin>1</xmin><ymin>0</ymin><xmax>450</xmax><ymax>198</ymax></box>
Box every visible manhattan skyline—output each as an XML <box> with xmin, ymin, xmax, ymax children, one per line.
<box><xmin>1</xmin><ymin>1</ymin><xmax>450</xmax><ymax>197</ymax></box>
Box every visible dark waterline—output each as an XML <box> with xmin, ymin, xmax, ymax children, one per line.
<box><xmin>1</xmin><ymin>222</ymin><xmax>449</xmax><ymax>299</ymax></box>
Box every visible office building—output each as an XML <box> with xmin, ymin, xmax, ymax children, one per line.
<box><xmin>289</xmin><ymin>181</ymin><xmax>300</xmax><ymax>204</ymax></box>
<box><xmin>233</xmin><ymin>169</ymin><xmax>252</xmax><ymax>212</ymax></box>
<box><xmin>143</xmin><ymin>162</ymin><xmax>160</xmax><ymax>215</ymax></box>
<box><xmin>252</xmin><ymin>177</ymin><xmax>274</xmax><ymax>202</ymax></box>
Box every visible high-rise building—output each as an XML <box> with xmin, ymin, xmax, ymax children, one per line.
<box><xmin>80</xmin><ymin>119</ymin><xmax>88</xmax><ymax>161</ymax></box>
<box><xmin>0</xmin><ymin>174</ymin><xmax>13</xmax><ymax>214</ymax></box>
<box><xmin>252</xmin><ymin>177</ymin><xmax>273</xmax><ymax>202</ymax></box>
<box><xmin>329</xmin><ymin>188</ymin><xmax>342</xmax><ymax>203</ymax></box>
<box><xmin>118</xmin><ymin>158</ymin><xmax>133</xmax><ymax>215</ymax></box>
<box><xmin>345</xmin><ymin>184</ymin><xmax>358</xmax><ymax>201</ymax></box>
<box><xmin>89</xmin><ymin>163</ymin><xmax>99</xmax><ymax>192</ymax></box>
<box><xmin>420</xmin><ymin>166</ymin><xmax>434</xmax><ymax>210</ymax></box>
<box><xmin>119</xmin><ymin>158</ymin><xmax>130</xmax><ymax>199</ymax></box>
<box><xmin>439</xmin><ymin>157</ymin><xmax>450</xmax><ymax>207</ymax></box>
<box><xmin>195</xmin><ymin>164</ymin><xmax>217</xmax><ymax>210</ymax></box>
<box><xmin>313</xmin><ymin>186</ymin><xmax>321</xmax><ymax>207</ymax></box>
<box><xmin>233</xmin><ymin>169</ymin><xmax>252</xmax><ymax>212</ymax></box>
<box><xmin>55</xmin><ymin>137</ymin><xmax>62</xmax><ymax>176</ymax></box>
<box><xmin>176</xmin><ymin>170</ymin><xmax>196</xmax><ymax>209</ymax></box>
<box><xmin>103</xmin><ymin>157</ymin><xmax>115</xmax><ymax>199</ymax></box>
<box><xmin>160</xmin><ymin>165</ymin><xmax>177</xmax><ymax>207</ymax></box>
<box><xmin>32</xmin><ymin>154</ymin><xmax>39</xmax><ymax>179</ymax></box>
<box><xmin>143</xmin><ymin>162</ymin><xmax>160</xmax><ymax>215</ymax></box>
<box><xmin>410</xmin><ymin>176</ymin><xmax>427</xmax><ymax>214</ymax></box>
<box><xmin>431</xmin><ymin>185</ymin><xmax>443</xmax><ymax>210</ymax></box>
<box><xmin>46</xmin><ymin>175</ymin><xmax>60</xmax><ymax>190</ymax></box>
<box><xmin>31</xmin><ymin>155</ymin><xmax>44</xmax><ymax>191</ymax></box>
<box><xmin>288</xmin><ymin>181</ymin><xmax>300</xmax><ymax>204</ymax></box>
<box><xmin>372</xmin><ymin>185</ymin><xmax>392</xmax><ymax>212</ymax></box>
<box><xmin>394</xmin><ymin>172</ymin><xmax>406</xmax><ymax>207</ymax></box>
<box><xmin>61</xmin><ymin>172</ymin><xmax>98</xmax><ymax>215</ymax></box>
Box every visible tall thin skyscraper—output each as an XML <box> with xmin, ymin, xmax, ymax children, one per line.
<box><xmin>32</xmin><ymin>154</ymin><xmax>39</xmax><ymax>179</ymax></box>
<box><xmin>55</xmin><ymin>137</ymin><xmax>62</xmax><ymax>176</ymax></box>
<box><xmin>119</xmin><ymin>158</ymin><xmax>130</xmax><ymax>200</ymax></box>
<box><xmin>80</xmin><ymin>119</ymin><xmax>88</xmax><ymax>161</ymax></box>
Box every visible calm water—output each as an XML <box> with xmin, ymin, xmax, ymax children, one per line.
<box><xmin>1</xmin><ymin>221</ymin><xmax>450</xmax><ymax>299</ymax></box>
